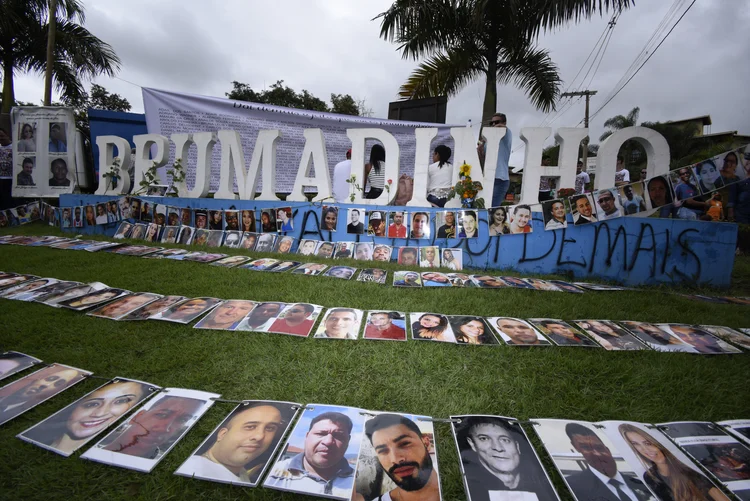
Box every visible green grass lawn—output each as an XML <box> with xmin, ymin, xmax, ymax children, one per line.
<box><xmin>1</xmin><ymin>223</ymin><xmax>749</xmax><ymax>501</ymax></box>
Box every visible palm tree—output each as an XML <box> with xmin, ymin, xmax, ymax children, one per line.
<box><xmin>376</xmin><ymin>0</ymin><xmax>633</xmax><ymax>123</ymax></box>
<box><xmin>0</xmin><ymin>0</ymin><xmax>120</xmax><ymax>113</ymax></box>
<box><xmin>599</xmin><ymin>106</ymin><xmax>641</xmax><ymax>165</ymax></box>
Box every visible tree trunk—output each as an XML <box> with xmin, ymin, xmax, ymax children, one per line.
<box><xmin>2</xmin><ymin>58</ymin><xmax>15</xmax><ymax>113</ymax></box>
<box><xmin>482</xmin><ymin>59</ymin><xmax>497</xmax><ymax>125</ymax></box>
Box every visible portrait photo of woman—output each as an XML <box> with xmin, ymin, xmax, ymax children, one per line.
<box><xmin>240</xmin><ymin>209</ymin><xmax>256</xmax><ymax>232</ymax></box>
<box><xmin>321</xmin><ymin>206</ymin><xmax>338</xmax><ymax>232</ymax></box>
<box><xmin>488</xmin><ymin>206</ymin><xmax>510</xmax><ymax>236</ymax></box>
<box><xmin>19</xmin><ymin>379</ymin><xmax>152</xmax><ymax>457</ymax></box>
<box><xmin>410</xmin><ymin>313</ymin><xmax>455</xmax><ymax>343</ymax></box>
<box><xmin>450</xmin><ymin>316</ymin><xmax>498</xmax><ymax>345</ymax></box>
<box><xmin>17</xmin><ymin>123</ymin><xmax>36</xmax><ymax>152</ymax></box>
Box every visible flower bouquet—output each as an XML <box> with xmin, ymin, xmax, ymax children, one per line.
<box><xmin>448</xmin><ymin>162</ymin><xmax>485</xmax><ymax>208</ymax></box>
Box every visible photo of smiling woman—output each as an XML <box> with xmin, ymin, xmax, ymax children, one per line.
<box><xmin>410</xmin><ymin>312</ymin><xmax>456</xmax><ymax>343</ymax></box>
<box><xmin>449</xmin><ymin>316</ymin><xmax>498</xmax><ymax>345</ymax></box>
<box><xmin>18</xmin><ymin>378</ymin><xmax>156</xmax><ymax>457</ymax></box>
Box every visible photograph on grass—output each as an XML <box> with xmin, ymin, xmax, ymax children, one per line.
<box><xmin>410</xmin><ymin>313</ymin><xmax>455</xmax><ymax>343</ymax></box>
<box><xmin>363</xmin><ymin>311</ymin><xmax>407</xmax><ymax>341</ymax></box>
<box><xmin>193</xmin><ymin>300</ymin><xmax>258</xmax><ymax>331</ymax></box>
<box><xmin>0</xmin><ymin>351</ymin><xmax>42</xmax><ymax>381</ymax></box>
<box><xmin>266</xmin><ymin>303</ymin><xmax>322</xmax><ymax>337</ymax></box>
<box><xmin>150</xmin><ymin>297</ymin><xmax>221</xmax><ymax>324</ymax></box>
<box><xmin>489</xmin><ymin>317</ymin><xmax>551</xmax><ymax>346</ymax></box>
<box><xmin>313</xmin><ymin>308</ymin><xmax>362</xmax><ymax>340</ymax></box>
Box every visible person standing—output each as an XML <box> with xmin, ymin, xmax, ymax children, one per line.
<box><xmin>487</xmin><ymin>113</ymin><xmax>512</xmax><ymax>208</ymax></box>
<box><xmin>426</xmin><ymin>145</ymin><xmax>453</xmax><ymax>207</ymax></box>
<box><xmin>575</xmin><ymin>160</ymin><xmax>590</xmax><ymax>194</ymax></box>
<box><xmin>615</xmin><ymin>155</ymin><xmax>630</xmax><ymax>186</ymax></box>
<box><xmin>332</xmin><ymin>149</ymin><xmax>352</xmax><ymax>203</ymax></box>
<box><xmin>365</xmin><ymin>144</ymin><xmax>385</xmax><ymax>199</ymax></box>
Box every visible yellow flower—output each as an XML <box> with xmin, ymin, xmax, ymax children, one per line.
<box><xmin>459</xmin><ymin>163</ymin><xmax>471</xmax><ymax>177</ymax></box>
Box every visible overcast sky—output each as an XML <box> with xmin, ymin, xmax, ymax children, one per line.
<box><xmin>12</xmin><ymin>0</ymin><xmax>750</xmax><ymax>166</ymax></box>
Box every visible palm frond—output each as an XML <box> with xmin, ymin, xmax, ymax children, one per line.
<box><xmin>511</xmin><ymin>0</ymin><xmax>636</xmax><ymax>37</ymax></box>
<box><xmin>496</xmin><ymin>46</ymin><xmax>561</xmax><ymax>112</ymax></box>
<box><xmin>398</xmin><ymin>47</ymin><xmax>485</xmax><ymax>99</ymax></box>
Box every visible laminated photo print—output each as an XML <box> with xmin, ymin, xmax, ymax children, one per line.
<box><xmin>419</xmin><ymin>246</ymin><xmax>440</xmax><ymax>268</ymax></box>
<box><xmin>153</xmin><ymin>204</ymin><xmax>167</xmax><ymax>226</ymax></box>
<box><xmin>111</xmin><ymin>245</ymin><xmax>162</xmax><ymax>257</ymax></box>
<box><xmin>297</xmin><ymin>238</ymin><xmax>319</xmax><ymax>256</ymax></box>
<box><xmin>139</xmin><ymin>200</ymin><xmax>154</xmax><ymax>222</ymax></box>
<box><xmin>0</xmin><ymin>274</ymin><xmax>39</xmax><ymax>291</ymax></box>
<box><xmin>321</xmin><ymin>205</ymin><xmax>338</xmax><ymax>232</ymax></box>
<box><xmin>323</xmin><ymin>266</ymin><xmax>356</xmax><ymax>280</ymax></box>
<box><xmin>489</xmin><ymin>317</ymin><xmax>551</xmax><ymax>346</ymax></box>
<box><xmin>183</xmin><ymin>252</ymin><xmax>227</xmax><ymax>263</ymax></box>
<box><xmin>194</xmin><ymin>209</ymin><xmax>208</xmax><ymax>229</ymax></box>
<box><xmin>366</xmin><ymin>210</ymin><xmax>386</xmax><ymax>236</ymax></box>
<box><xmin>39</xmin><ymin>282</ymin><xmax>108</xmax><ymax>307</ymax></box>
<box><xmin>160</xmin><ymin>225</ymin><xmax>180</xmax><ymax>244</ymax></box>
<box><xmin>266</xmin><ymin>303</ymin><xmax>323</xmax><ymax>337</ymax></box>
<box><xmin>118</xmin><ymin>197</ymin><xmax>132</xmax><ymax>220</ymax></box>
<box><xmin>224</xmin><ymin>209</ymin><xmax>239</xmax><ymax>231</ymax></box>
<box><xmin>291</xmin><ymin>263</ymin><xmax>329</xmax><ymax>276</ymax></box>
<box><xmin>658</xmin><ymin>421</ymin><xmax>750</xmax><ymax>500</ymax></box>
<box><xmin>441</xmin><ymin>248</ymin><xmax>462</xmax><ymax>270</ymax></box>
<box><xmin>205</xmin><ymin>230</ymin><xmax>225</xmax><ymax>247</ymax></box>
<box><xmin>113</xmin><ymin>221</ymin><xmax>133</xmax><ymax>239</ymax></box>
<box><xmin>210</xmin><ymin>255</ymin><xmax>252</xmax><ymax>268</ymax></box>
<box><xmin>421</xmin><ymin>272</ymin><xmax>452</xmax><ymax>287</ymax></box>
<box><xmin>145</xmin><ymin>185</ymin><xmax>168</xmax><ymax>197</ymax></box>
<box><xmin>394</xmin><ymin>271</ymin><xmax>422</xmax><ymax>287</ymax></box>
<box><xmin>260</xmin><ymin>208</ymin><xmax>276</xmax><ymax>233</ymax></box>
<box><xmin>192</xmin><ymin>228</ymin><xmax>211</xmax><ymax>246</ymax></box>
<box><xmin>87</xmin><ymin>293</ymin><xmax>161</xmax><ymax>321</ymax></box>
<box><xmin>274</xmin><ymin>235</ymin><xmax>295</xmax><ymax>254</ymax></box>
<box><xmin>363</xmin><ymin>311</ymin><xmax>407</xmax><ymax>341</ymax></box>
<box><xmin>239</xmin><ymin>232</ymin><xmax>258</xmax><ymax>251</ymax></box>
<box><xmin>166</xmin><ymin>206</ymin><xmax>180</xmax><ymax>226</ymax></box>
<box><xmin>527</xmin><ymin>319</ymin><xmax>598</xmax><ymax>347</ymax></box>
<box><xmin>254</xmin><ymin>233</ymin><xmax>276</xmax><ymax>252</ymax></box>
<box><xmin>618</xmin><ymin>321</ymin><xmax>695</xmax><ymax>353</ymax></box>
<box><xmin>617</xmin><ymin>182</ymin><xmax>648</xmax><ymax>215</ymax></box>
<box><xmin>0</xmin><ymin>278</ymin><xmax>59</xmax><ymax>300</ymax></box>
<box><xmin>0</xmin><ymin>351</ymin><xmax>42</xmax><ymax>381</ymax></box>
<box><xmin>397</xmin><ymin>246</ymin><xmax>419</xmax><ymax>266</ymax></box>
<box><xmin>175</xmin><ymin>400</ymin><xmax>301</xmax><ymax>487</ymax></box>
<box><xmin>570</xmin><ymin>194</ymin><xmax>599</xmax><ymax>225</ymax></box>
<box><xmin>693</xmin><ymin>158</ymin><xmax>725</xmax><ymax>194</ymax></box>
<box><xmin>265</xmin><ymin>260</ymin><xmax>301</xmax><ymax>273</ymax></box>
<box><xmin>240</xmin><ymin>258</ymin><xmax>280</xmax><ymax>271</ymax></box>
<box><xmin>334</xmin><ymin>242</ymin><xmax>353</xmax><ymax>259</ymax></box>
<box><xmin>264</xmin><ymin>404</ymin><xmax>365</xmax><ymax>499</ymax></box>
<box><xmin>470</xmin><ymin>275</ymin><xmax>509</xmax><ymax>289</ymax></box>
<box><xmin>572</xmin><ymin>320</ymin><xmax>648</xmax><ymax>351</ymax></box>
<box><xmin>533</xmin><ymin>419</ymin><xmax>655</xmax><ymax>501</ymax></box>
<box><xmin>507</xmin><ymin>204</ymin><xmax>533</xmax><ymax>234</ymax></box>
<box><xmin>717</xmin><ymin>420</ymin><xmax>750</xmax><ymax>446</ymax></box>
<box><xmin>119</xmin><ymin>295</ymin><xmax>186</xmax><ymax>321</ymax></box>
<box><xmin>208</xmin><ymin>209</ymin><xmax>224</xmax><ymax>230</ymax></box>
<box><xmin>22</xmin><ymin>280</ymin><xmax>81</xmax><ymax>303</ymax></box>
<box><xmin>371</xmin><ymin>244</ymin><xmax>392</xmax><ymax>263</ymax></box>
<box><xmin>57</xmin><ymin>288</ymin><xmax>130</xmax><ymax>311</ymax></box>
<box><xmin>655</xmin><ymin>324</ymin><xmax>742</xmax><ymax>355</ymax></box>
<box><xmin>669</xmin><ymin>167</ymin><xmax>704</xmax><ymax>201</ymax></box>
<box><xmin>234</xmin><ymin>302</ymin><xmax>286</xmax><ymax>332</ymax></box>
<box><xmin>598</xmin><ymin>420</ymin><xmax>730</xmax><ymax>501</ymax></box>
<box><xmin>81</xmin><ymin>388</ymin><xmax>220</xmax><ymax>473</ymax></box>
<box><xmin>239</xmin><ymin>209</ymin><xmax>255</xmax><ymax>232</ymax></box>
<box><xmin>276</xmin><ymin>206</ymin><xmax>293</xmax><ymax>232</ymax></box>
<box><xmin>435</xmin><ymin>211</ymin><xmax>457</xmax><ymax>238</ymax></box>
<box><xmin>0</xmin><ymin>363</ymin><xmax>91</xmax><ymax>426</ymax></box>
<box><xmin>452</xmin><ymin>415</ymin><xmax>560</xmax><ymax>501</ymax></box>
<box><xmin>357</xmin><ymin>268</ymin><xmax>387</xmax><ymax>285</ymax></box>
<box><xmin>315</xmin><ymin>241</ymin><xmax>336</xmax><ymax>259</ymax></box>
<box><xmin>521</xmin><ymin>278</ymin><xmax>561</xmax><ymax>292</ymax></box>
<box><xmin>409</xmin><ymin>211</ymin><xmax>431</xmax><ymax>239</ymax></box>
<box><xmin>699</xmin><ymin>325</ymin><xmax>750</xmax><ymax>350</ymax></box>
<box><xmin>542</xmin><ymin>198</ymin><xmax>569</xmax><ymax>230</ymax></box>
<box><xmin>314</xmin><ymin>308</ymin><xmax>363</xmax><ymax>340</ymax></box>
<box><xmin>222</xmin><ymin>230</ymin><xmax>242</xmax><ymax>248</ymax></box>
<box><xmin>150</xmin><ymin>297</ymin><xmax>221</xmax><ymax>324</ymax></box>
<box><xmin>26</xmin><ymin>201</ymin><xmax>41</xmax><ymax>221</ymax></box>
<box><xmin>548</xmin><ymin>280</ymin><xmax>586</xmax><ymax>293</ymax></box>
<box><xmin>129</xmin><ymin>198</ymin><xmax>142</xmax><ymax>221</ymax></box>
<box><xmin>446</xmin><ymin>273</ymin><xmax>474</xmax><ymax>287</ymax></box>
<box><xmin>353</xmin><ymin>242</ymin><xmax>373</xmax><ymax>261</ymax></box>
<box><xmin>194</xmin><ymin>300</ymin><xmax>258</xmax><ymax>331</ymax></box>
<box><xmin>593</xmin><ymin>188</ymin><xmax>624</xmax><ymax>220</ymax></box>
<box><xmin>387</xmin><ymin>210</ymin><xmax>408</xmax><ymax>238</ymax></box>
<box><xmin>180</xmin><ymin>207</ymin><xmax>193</xmax><ymax>227</ymax></box>
<box><xmin>449</xmin><ymin>316</ymin><xmax>498</xmax><ymax>345</ymax></box>
<box><xmin>95</xmin><ymin>202</ymin><xmax>109</xmax><ymax>224</ymax></box>
<box><xmin>354</xmin><ymin>411</ymin><xmax>443</xmax><ymax>501</ymax></box>
<box><xmin>177</xmin><ymin>226</ymin><xmax>195</xmax><ymax>245</ymax></box>
<box><xmin>573</xmin><ymin>282</ymin><xmax>630</xmax><ymax>291</ymax></box>
<box><xmin>128</xmin><ymin>222</ymin><xmax>147</xmax><ymax>240</ymax></box>
<box><xmin>410</xmin><ymin>313</ymin><xmax>456</xmax><ymax>343</ymax></box>
<box><xmin>18</xmin><ymin>378</ymin><xmax>159</xmax><ymax>457</ymax></box>
<box><xmin>347</xmin><ymin>208</ymin><xmax>365</xmax><ymax>234</ymax></box>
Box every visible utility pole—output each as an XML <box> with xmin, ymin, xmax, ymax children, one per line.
<box><xmin>561</xmin><ymin>90</ymin><xmax>597</xmax><ymax>170</ymax></box>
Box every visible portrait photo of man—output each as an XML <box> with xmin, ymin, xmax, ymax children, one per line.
<box><xmin>72</xmin><ymin>206</ymin><xmax>83</xmax><ymax>228</ymax></box>
<box><xmin>453</xmin><ymin>415</ymin><xmax>559</xmax><ymax>501</ymax></box>
<box><xmin>489</xmin><ymin>317</ymin><xmax>551</xmax><ymax>346</ymax></box>
<box><xmin>543</xmin><ymin>199</ymin><xmax>568</xmax><ymax>230</ymax></box>
<box><xmin>324</xmin><ymin>266</ymin><xmax>355</xmax><ymax>280</ymax></box>
<box><xmin>222</xmin><ymin>231</ymin><xmax>241</xmax><ymax>248</ymax></box>
<box><xmin>334</xmin><ymin>242</ymin><xmax>352</xmax><ymax>259</ymax></box>
<box><xmin>388</xmin><ymin>211</ymin><xmax>408</xmax><ymax>238</ymax></box>
<box><xmin>508</xmin><ymin>204</ymin><xmax>533</xmax><ymax>234</ymax></box>
<box><xmin>297</xmin><ymin>239</ymin><xmax>318</xmax><ymax>256</ymax></box>
<box><xmin>394</xmin><ymin>271</ymin><xmax>422</xmax><ymax>288</ymax></box>
<box><xmin>265</xmin><ymin>406</ymin><xmax>363</xmax><ymax>499</ymax></box>
<box><xmin>571</xmin><ymin>194</ymin><xmax>598</xmax><ymax>225</ymax></box>
<box><xmin>354</xmin><ymin>242</ymin><xmax>373</xmax><ymax>261</ymax></box>
<box><xmin>255</xmin><ymin>233</ymin><xmax>276</xmax><ymax>252</ymax></box>
<box><xmin>528</xmin><ymin>319</ymin><xmax>598</xmax><ymax>347</ymax></box>
<box><xmin>347</xmin><ymin>208</ymin><xmax>365</xmax><ymax>234</ymax></box>
<box><xmin>268</xmin><ymin>303</ymin><xmax>320</xmax><ymax>337</ymax></box>
<box><xmin>177</xmin><ymin>226</ymin><xmax>194</xmax><ymax>245</ymax></box>
<box><xmin>49</xmin><ymin>158</ymin><xmax>71</xmax><ymax>187</ymax></box>
<box><xmin>314</xmin><ymin>308</ymin><xmax>361</xmax><ymax>339</ymax></box>
<box><xmin>594</xmin><ymin>189</ymin><xmax>624</xmax><ymax>220</ymax></box>
<box><xmin>87</xmin><ymin>293</ymin><xmax>160</xmax><ymax>321</ymax></box>
<box><xmin>353</xmin><ymin>413</ymin><xmax>441</xmax><ymax>501</ymax></box>
<box><xmin>410</xmin><ymin>211</ymin><xmax>430</xmax><ymax>239</ymax></box>
<box><xmin>367</xmin><ymin>210</ymin><xmax>386</xmax><ymax>236</ymax></box>
<box><xmin>372</xmin><ymin>244</ymin><xmax>392</xmax><ymax>262</ymax></box>
<box><xmin>235</xmin><ymin>302</ymin><xmax>284</xmax><ymax>332</ymax></box>
<box><xmin>275</xmin><ymin>236</ymin><xmax>295</xmax><ymax>254</ymax></box>
<box><xmin>357</xmin><ymin>268</ymin><xmax>387</xmax><ymax>284</ymax></box>
<box><xmin>194</xmin><ymin>300</ymin><xmax>256</xmax><ymax>331</ymax></box>
<box><xmin>194</xmin><ymin>209</ymin><xmax>208</xmax><ymax>229</ymax></box>
<box><xmin>176</xmin><ymin>401</ymin><xmax>298</xmax><ymax>486</ymax></box>
<box><xmin>152</xmin><ymin>297</ymin><xmax>221</xmax><ymax>324</ymax></box>
<box><xmin>398</xmin><ymin>247</ymin><xmax>419</xmax><ymax>266</ymax></box>
<box><xmin>224</xmin><ymin>210</ymin><xmax>239</xmax><ymax>231</ymax></box>
<box><xmin>209</xmin><ymin>209</ymin><xmax>224</xmax><ymax>230</ymax></box>
<box><xmin>315</xmin><ymin>241</ymin><xmax>335</xmax><ymax>259</ymax></box>
<box><xmin>364</xmin><ymin>311</ymin><xmax>406</xmax><ymax>341</ymax></box>
<box><xmin>291</xmin><ymin>263</ymin><xmax>328</xmax><ymax>276</ymax></box>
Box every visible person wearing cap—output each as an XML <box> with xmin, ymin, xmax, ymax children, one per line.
<box><xmin>333</xmin><ymin>149</ymin><xmax>352</xmax><ymax>203</ymax></box>
<box><xmin>367</xmin><ymin>211</ymin><xmax>385</xmax><ymax>236</ymax></box>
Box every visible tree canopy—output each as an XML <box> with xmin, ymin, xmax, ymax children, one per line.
<box><xmin>226</xmin><ymin>80</ymin><xmax>365</xmax><ymax>116</ymax></box>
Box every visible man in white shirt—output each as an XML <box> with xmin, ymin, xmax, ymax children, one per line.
<box><xmin>332</xmin><ymin>149</ymin><xmax>352</xmax><ymax>203</ymax></box>
<box><xmin>615</xmin><ymin>155</ymin><xmax>630</xmax><ymax>186</ymax></box>
<box><xmin>575</xmin><ymin>161</ymin><xmax>590</xmax><ymax>194</ymax></box>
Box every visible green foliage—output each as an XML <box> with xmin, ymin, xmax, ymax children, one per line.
<box><xmin>135</xmin><ymin>161</ymin><xmax>161</xmax><ymax>195</ymax></box>
<box><xmin>0</xmin><ymin>221</ymin><xmax>747</xmax><ymax>500</ymax></box>
<box><xmin>226</xmin><ymin>80</ymin><xmax>361</xmax><ymax>115</ymax></box>
<box><xmin>167</xmin><ymin>158</ymin><xmax>186</xmax><ymax>197</ymax></box>
<box><xmin>58</xmin><ymin>83</ymin><xmax>131</xmax><ymax>138</ymax></box>
<box><xmin>101</xmin><ymin>157</ymin><xmax>121</xmax><ymax>192</ymax></box>
<box><xmin>0</xmin><ymin>0</ymin><xmax>120</xmax><ymax>113</ymax></box>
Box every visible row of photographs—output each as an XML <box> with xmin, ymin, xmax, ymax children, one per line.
<box><xmin>4</xmin><ymin>233</ymin><xmax>750</xmax><ymax>308</ymax></box>
<box><xmin>1</xmin><ymin>268</ymin><xmax>749</xmax><ymax>354</ymax></box>
<box><xmin>2</xmin><ymin>352</ymin><xmax>750</xmax><ymax>500</ymax></box>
